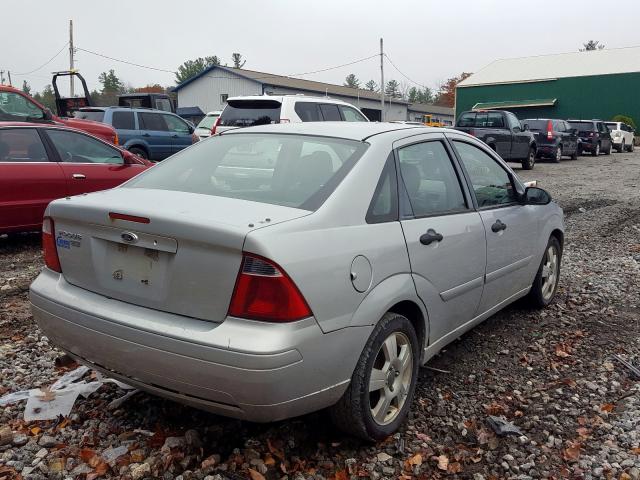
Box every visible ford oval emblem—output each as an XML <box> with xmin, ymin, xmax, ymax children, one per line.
<box><xmin>121</xmin><ymin>232</ymin><xmax>138</xmax><ymax>244</ymax></box>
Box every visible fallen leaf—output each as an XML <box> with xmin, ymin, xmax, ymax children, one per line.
<box><xmin>555</xmin><ymin>343</ymin><xmax>572</xmax><ymax>358</ymax></box>
<box><xmin>80</xmin><ymin>448</ymin><xmax>97</xmax><ymax>463</ymax></box>
<box><xmin>407</xmin><ymin>453</ymin><xmax>422</xmax><ymax>466</ymax></box>
<box><xmin>577</xmin><ymin>416</ymin><xmax>588</xmax><ymax>426</ymax></box>
<box><xmin>436</xmin><ymin>454</ymin><xmax>449</xmax><ymax>471</ymax></box>
<box><xmin>600</xmin><ymin>403</ymin><xmax>615</xmax><ymax>413</ymax></box>
<box><xmin>57</xmin><ymin>418</ymin><xmax>70</xmax><ymax>430</ymax></box>
<box><xmin>561</xmin><ymin>378</ymin><xmax>577</xmax><ymax>388</ymax></box>
<box><xmin>603</xmin><ymin>361</ymin><xmax>615</xmax><ymax>372</ymax></box>
<box><xmin>562</xmin><ymin>442</ymin><xmax>581</xmax><ymax>461</ymax></box>
<box><xmin>30</xmin><ymin>426</ymin><xmax>41</xmax><ymax>436</ymax></box>
<box><xmin>620</xmin><ymin>473</ymin><xmax>631</xmax><ymax>480</ymax></box>
<box><xmin>333</xmin><ymin>470</ymin><xmax>348</xmax><ymax>480</ymax></box>
<box><xmin>249</xmin><ymin>468</ymin><xmax>265</xmax><ymax>480</ymax></box>
<box><xmin>631</xmin><ymin>447</ymin><xmax>640</xmax><ymax>455</ymax></box>
<box><xmin>448</xmin><ymin>462</ymin><xmax>463</xmax><ymax>473</ymax></box>
<box><xmin>484</xmin><ymin>401</ymin><xmax>508</xmax><ymax>416</ymax></box>
<box><xmin>576</xmin><ymin>427</ymin><xmax>590</xmax><ymax>438</ymax></box>
<box><xmin>263</xmin><ymin>453</ymin><xmax>276</xmax><ymax>466</ymax></box>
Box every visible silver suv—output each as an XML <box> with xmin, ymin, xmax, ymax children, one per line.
<box><xmin>31</xmin><ymin>123</ymin><xmax>563</xmax><ymax>441</ymax></box>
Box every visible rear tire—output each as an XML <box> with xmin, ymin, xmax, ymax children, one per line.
<box><xmin>330</xmin><ymin>312</ymin><xmax>420</xmax><ymax>441</ymax></box>
<box><xmin>629</xmin><ymin>141</ymin><xmax>635</xmax><ymax>152</ymax></box>
<box><xmin>128</xmin><ymin>146</ymin><xmax>148</xmax><ymax>160</ymax></box>
<box><xmin>604</xmin><ymin>142</ymin><xmax>611</xmax><ymax>155</ymax></box>
<box><xmin>618</xmin><ymin>140</ymin><xmax>625</xmax><ymax>153</ymax></box>
<box><xmin>521</xmin><ymin>147</ymin><xmax>535</xmax><ymax>170</ymax></box>
<box><xmin>552</xmin><ymin>145</ymin><xmax>562</xmax><ymax>163</ymax></box>
<box><xmin>570</xmin><ymin>147</ymin><xmax>578</xmax><ymax>160</ymax></box>
<box><xmin>527</xmin><ymin>236</ymin><xmax>562</xmax><ymax>308</ymax></box>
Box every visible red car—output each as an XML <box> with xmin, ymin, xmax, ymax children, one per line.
<box><xmin>0</xmin><ymin>123</ymin><xmax>152</xmax><ymax>234</ymax></box>
<box><xmin>0</xmin><ymin>85</ymin><xmax>118</xmax><ymax>145</ymax></box>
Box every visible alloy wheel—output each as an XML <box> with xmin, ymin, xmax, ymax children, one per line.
<box><xmin>369</xmin><ymin>332</ymin><xmax>413</xmax><ymax>425</ymax></box>
<box><xmin>541</xmin><ymin>245</ymin><xmax>559</xmax><ymax>301</ymax></box>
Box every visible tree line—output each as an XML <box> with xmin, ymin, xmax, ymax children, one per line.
<box><xmin>343</xmin><ymin>72</ymin><xmax>471</xmax><ymax>108</ymax></box>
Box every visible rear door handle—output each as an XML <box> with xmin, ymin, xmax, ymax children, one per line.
<box><xmin>72</xmin><ymin>173</ymin><xmax>86</xmax><ymax>179</ymax></box>
<box><xmin>419</xmin><ymin>229</ymin><xmax>444</xmax><ymax>245</ymax></box>
<box><xmin>491</xmin><ymin>219</ymin><xmax>507</xmax><ymax>232</ymax></box>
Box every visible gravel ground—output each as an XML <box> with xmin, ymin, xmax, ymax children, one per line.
<box><xmin>1</xmin><ymin>151</ymin><xmax>639</xmax><ymax>480</ymax></box>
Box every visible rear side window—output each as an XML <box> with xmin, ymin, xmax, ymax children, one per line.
<box><xmin>126</xmin><ymin>133</ymin><xmax>368</xmax><ymax>211</ymax></box>
<box><xmin>319</xmin><ymin>104</ymin><xmax>341</xmax><ymax>121</ymax></box>
<box><xmin>294</xmin><ymin>102</ymin><xmax>322</xmax><ymax>122</ymax></box>
<box><xmin>112</xmin><ymin>111</ymin><xmax>135</xmax><ymax>130</ymax></box>
<box><xmin>487</xmin><ymin>112</ymin><xmax>505</xmax><ymax>128</ymax></box>
<box><xmin>219</xmin><ymin>100</ymin><xmax>282</xmax><ymax>127</ymax></box>
<box><xmin>0</xmin><ymin>128</ymin><xmax>48</xmax><ymax>162</ymax></box>
<box><xmin>74</xmin><ymin>110</ymin><xmax>105</xmax><ymax>122</ymax></box>
<box><xmin>340</xmin><ymin>106</ymin><xmax>368</xmax><ymax>122</ymax></box>
<box><xmin>138</xmin><ymin>112</ymin><xmax>168</xmax><ymax>131</ymax></box>
<box><xmin>367</xmin><ymin>154</ymin><xmax>398</xmax><ymax>223</ymax></box>
<box><xmin>457</xmin><ymin>112</ymin><xmax>476</xmax><ymax>127</ymax></box>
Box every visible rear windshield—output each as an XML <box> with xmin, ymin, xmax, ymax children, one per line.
<box><xmin>74</xmin><ymin>110</ymin><xmax>105</xmax><ymax>122</ymax></box>
<box><xmin>197</xmin><ymin>114</ymin><xmax>220</xmax><ymax>129</ymax></box>
<box><xmin>524</xmin><ymin>120</ymin><xmax>549</xmax><ymax>131</ymax></box>
<box><xmin>219</xmin><ymin>100</ymin><xmax>282</xmax><ymax>127</ymax></box>
<box><xmin>569</xmin><ymin>121</ymin><xmax>594</xmax><ymax>131</ymax></box>
<box><xmin>125</xmin><ymin>133</ymin><xmax>368</xmax><ymax>210</ymax></box>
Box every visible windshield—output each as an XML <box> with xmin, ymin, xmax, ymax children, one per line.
<box><xmin>197</xmin><ymin>114</ymin><xmax>220</xmax><ymax>129</ymax></box>
<box><xmin>219</xmin><ymin>100</ymin><xmax>282</xmax><ymax>127</ymax></box>
<box><xmin>74</xmin><ymin>110</ymin><xmax>106</xmax><ymax>122</ymax></box>
<box><xmin>0</xmin><ymin>91</ymin><xmax>45</xmax><ymax>121</ymax></box>
<box><xmin>126</xmin><ymin>133</ymin><xmax>368</xmax><ymax>210</ymax></box>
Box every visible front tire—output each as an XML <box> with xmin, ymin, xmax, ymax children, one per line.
<box><xmin>128</xmin><ymin>146</ymin><xmax>148</xmax><ymax>160</ymax></box>
<box><xmin>604</xmin><ymin>142</ymin><xmax>611</xmax><ymax>155</ymax></box>
<box><xmin>527</xmin><ymin>236</ymin><xmax>562</xmax><ymax>308</ymax></box>
<box><xmin>629</xmin><ymin>141</ymin><xmax>635</xmax><ymax>152</ymax></box>
<box><xmin>618</xmin><ymin>140</ymin><xmax>625</xmax><ymax>153</ymax></box>
<box><xmin>521</xmin><ymin>147</ymin><xmax>536</xmax><ymax>170</ymax></box>
<box><xmin>592</xmin><ymin>142</ymin><xmax>600</xmax><ymax>156</ymax></box>
<box><xmin>330</xmin><ymin>312</ymin><xmax>420</xmax><ymax>441</ymax></box>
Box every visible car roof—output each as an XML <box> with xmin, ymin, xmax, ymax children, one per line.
<box><xmin>220</xmin><ymin>121</ymin><xmax>446</xmax><ymax>141</ymax></box>
<box><xmin>79</xmin><ymin>106</ymin><xmax>176</xmax><ymax>114</ymax></box>
<box><xmin>226</xmin><ymin>95</ymin><xmax>357</xmax><ymax>106</ymax></box>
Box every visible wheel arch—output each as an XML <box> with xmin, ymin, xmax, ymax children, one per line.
<box><xmin>550</xmin><ymin>228</ymin><xmax>564</xmax><ymax>251</ymax></box>
<box><xmin>388</xmin><ymin>300</ymin><xmax>427</xmax><ymax>354</ymax></box>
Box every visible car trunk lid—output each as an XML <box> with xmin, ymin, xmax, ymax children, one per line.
<box><xmin>49</xmin><ymin>188</ymin><xmax>310</xmax><ymax>322</ymax></box>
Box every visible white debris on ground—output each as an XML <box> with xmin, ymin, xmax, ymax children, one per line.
<box><xmin>0</xmin><ymin>365</ymin><xmax>134</xmax><ymax>421</ymax></box>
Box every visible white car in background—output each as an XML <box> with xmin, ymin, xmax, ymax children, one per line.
<box><xmin>195</xmin><ymin>111</ymin><xmax>222</xmax><ymax>140</ymax></box>
<box><xmin>605</xmin><ymin>121</ymin><xmax>635</xmax><ymax>152</ymax></box>
<box><xmin>213</xmin><ymin>95</ymin><xmax>369</xmax><ymax>134</ymax></box>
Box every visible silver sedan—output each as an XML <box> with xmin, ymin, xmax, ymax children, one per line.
<box><xmin>30</xmin><ymin>122</ymin><xmax>564</xmax><ymax>441</ymax></box>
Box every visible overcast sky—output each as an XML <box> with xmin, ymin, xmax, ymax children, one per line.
<box><xmin>3</xmin><ymin>0</ymin><xmax>640</xmax><ymax>96</ymax></box>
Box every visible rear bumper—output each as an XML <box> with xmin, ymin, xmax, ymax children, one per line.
<box><xmin>30</xmin><ymin>269</ymin><xmax>371</xmax><ymax>422</ymax></box>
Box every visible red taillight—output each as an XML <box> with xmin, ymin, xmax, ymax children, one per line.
<box><xmin>211</xmin><ymin>116</ymin><xmax>221</xmax><ymax>135</ymax></box>
<box><xmin>228</xmin><ymin>253</ymin><xmax>312</xmax><ymax>322</ymax></box>
<box><xmin>42</xmin><ymin>217</ymin><xmax>62</xmax><ymax>273</ymax></box>
<box><xmin>114</xmin><ymin>133</ymin><xmax>119</xmax><ymax>145</ymax></box>
<box><xmin>547</xmin><ymin>120</ymin><xmax>554</xmax><ymax>140</ymax></box>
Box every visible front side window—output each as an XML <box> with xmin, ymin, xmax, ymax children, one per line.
<box><xmin>319</xmin><ymin>104</ymin><xmax>341</xmax><ymax>121</ymax></box>
<box><xmin>112</xmin><ymin>111</ymin><xmax>135</xmax><ymax>130</ymax></box>
<box><xmin>294</xmin><ymin>102</ymin><xmax>322</xmax><ymax>122</ymax></box>
<box><xmin>453</xmin><ymin>141</ymin><xmax>518</xmax><ymax>208</ymax></box>
<box><xmin>506</xmin><ymin>113</ymin><xmax>520</xmax><ymax>130</ymax></box>
<box><xmin>163</xmin><ymin>114</ymin><xmax>190</xmax><ymax>133</ymax></box>
<box><xmin>46</xmin><ymin>129</ymin><xmax>123</xmax><ymax>164</ymax></box>
<box><xmin>138</xmin><ymin>112</ymin><xmax>168</xmax><ymax>131</ymax></box>
<box><xmin>0</xmin><ymin>128</ymin><xmax>48</xmax><ymax>162</ymax></box>
<box><xmin>397</xmin><ymin>141</ymin><xmax>467</xmax><ymax>217</ymax></box>
<box><xmin>340</xmin><ymin>106</ymin><xmax>368</xmax><ymax>122</ymax></box>
<box><xmin>126</xmin><ymin>133</ymin><xmax>367</xmax><ymax>210</ymax></box>
<box><xmin>0</xmin><ymin>92</ymin><xmax>45</xmax><ymax>121</ymax></box>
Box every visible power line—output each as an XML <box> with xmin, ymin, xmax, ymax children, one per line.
<box><xmin>76</xmin><ymin>47</ymin><xmax>378</xmax><ymax>83</ymax></box>
<box><xmin>384</xmin><ymin>53</ymin><xmax>429</xmax><ymax>90</ymax></box>
<box><xmin>14</xmin><ymin>42</ymin><xmax>69</xmax><ymax>75</ymax></box>
<box><xmin>76</xmin><ymin>47</ymin><xmax>176</xmax><ymax>74</ymax></box>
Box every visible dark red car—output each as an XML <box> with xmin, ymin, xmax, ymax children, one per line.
<box><xmin>0</xmin><ymin>85</ymin><xmax>118</xmax><ymax>145</ymax></box>
<box><xmin>0</xmin><ymin>123</ymin><xmax>152</xmax><ymax>234</ymax></box>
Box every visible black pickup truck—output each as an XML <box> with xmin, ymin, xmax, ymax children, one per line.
<box><xmin>455</xmin><ymin>110</ymin><xmax>537</xmax><ymax>169</ymax></box>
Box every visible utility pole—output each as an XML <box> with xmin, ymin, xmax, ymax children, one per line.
<box><xmin>69</xmin><ymin>19</ymin><xmax>75</xmax><ymax>97</ymax></box>
<box><xmin>0</xmin><ymin>70</ymin><xmax>5</xmax><ymax>85</ymax></box>
<box><xmin>380</xmin><ymin>38</ymin><xmax>385</xmax><ymax>122</ymax></box>
<box><xmin>6</xmin><ymin>71</ymin><xmax>11</xmax><ymax>86</ymax></box>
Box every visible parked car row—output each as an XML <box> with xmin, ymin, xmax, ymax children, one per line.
<box><xmin>455</xmin><ymin>109</ymin><xmax>635</xmax><ymax>169</ymax></box>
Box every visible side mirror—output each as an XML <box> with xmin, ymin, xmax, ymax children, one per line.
<box><xmin>43</xmin><ymin>108</ymin><xmax>53</xmax><ymax>121</ymax></box>
<box><xmin>523</xmin><ymin>186</ymin><xmax>551</xmax><ymax>205</ymax></box>
<box><xmin>188</xmin><ymin>124</ymin><xmax>195</xmax><ymax>134</ymax></box>
<box><xmin>513</xmin><ymin>126</ymin><xmax>522</xmax><ymax>133</ymax></box>
<box><xmin>523</xmin><ymin>123</ymin><xmax>530</xmax><ymax>131</ymax></box>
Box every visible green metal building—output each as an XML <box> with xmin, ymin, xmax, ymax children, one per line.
<box><xmin>455</xmin><ymin>47</ymin><xmax>640</xmax><ymax>126</ymax></box>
